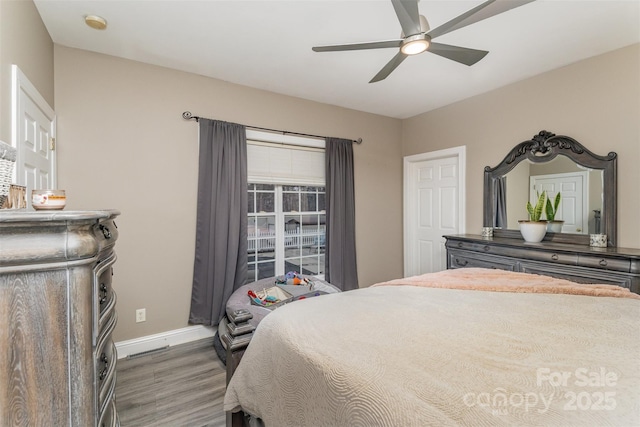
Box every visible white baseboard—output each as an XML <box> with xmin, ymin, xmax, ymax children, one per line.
<box><xmin>115</xmin><ymin>325</ymin><xmax>216</xmax><ymax>359</ymax></box>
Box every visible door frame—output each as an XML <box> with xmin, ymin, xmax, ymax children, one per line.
<box><xmin>403</xmin><ymin>146</ymin><xmax>466</xmax><ymax>277</ymax></box>
<box><xmin>11</xmin><ymin>64</ymin><xmax>57</xmax><ymax>189</ymax></box>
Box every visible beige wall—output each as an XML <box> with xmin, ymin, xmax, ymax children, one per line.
<box><xmin>0</xmin><ymin>0</ymin><xmax>54</xmax><ymax>143</ymax></box>
<box><xmin>54</xmin><ymin>45</ymin><xmax>404</xmax><ymax>341</ymax></box>
<box><xmin>403</xmin><ymin>44</ymin><xmax>640</xmax><ymax>249</ymax></box>
<box><xmin>9</xmin><ymin>1</ymin><xmax>640</xmax><ymax>344</ymax></box>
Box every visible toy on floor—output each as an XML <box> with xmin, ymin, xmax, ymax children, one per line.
<box><xmin>275</xmin><ymin>271</ymin><xmax>312</xmax><ymax>286</ymax></box>
<box><xmin>247</xmin><ymin>287</ymin><xmax>291</xmax><ymax>307</ymax></box>
<box><xmin>248</xmin><ymin>289</ymin><xmax>278</xmax><ymax>306</ymax></box>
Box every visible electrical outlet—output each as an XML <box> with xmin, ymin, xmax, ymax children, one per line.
<box><xmin>136</xmin><ymin>308</ymin><xmax>146</xmax><ymax>323</ymax></box>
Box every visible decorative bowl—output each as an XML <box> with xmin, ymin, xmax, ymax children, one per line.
<box><xmin>32</xmin><ymin>189</ymin><xmax>66</xmax><ymax>210</ymax></box>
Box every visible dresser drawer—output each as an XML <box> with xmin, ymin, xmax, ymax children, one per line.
<box><xmin>520</xmin><ymin>250</ymin><xmax>578</xmax><ymax>266</ymax></box>
<box><xmin>577</xmin><ymin>255</ymin><xmax>630</xmax><ymax>272</ymax></box>
<box><xmin>448</xmin><ymin>239</ymin><xmax>496</xmax><ymax>254</ymax></box>
<box><xmin>519</xmin><ymin>261</ymin><xmax>633</xmax><ymax>290</ymax></box>
<box><xmin>448</xmin><ymin>250</ymin><xmax>517</xmax><ymax>271</ymax></box>
<box><xmin>446</xmin><ymin>239</ymin><xmax>578</xmax><ymax>266</ymax></box>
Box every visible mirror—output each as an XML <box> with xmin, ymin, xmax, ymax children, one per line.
<box><xmin>504</xmin><ymin>157</ymin><xmax>603</xmax><ymax>233</ymax></box>
<box><xmin>484</xmin><ymin>130</ymin><xmax>617</xmax><ymax>246</ymax></box>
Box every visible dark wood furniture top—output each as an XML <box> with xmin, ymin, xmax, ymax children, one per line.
<box><xmin>445</xmin><ymin>234</ymin><xmax>640</xmax><ymax>294</ymax></box>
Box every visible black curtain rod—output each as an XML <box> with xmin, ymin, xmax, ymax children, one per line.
<box><xmin>182</xmin><ymin>111</ymin><xmax>362</xmax><ymax>145</ymax></box>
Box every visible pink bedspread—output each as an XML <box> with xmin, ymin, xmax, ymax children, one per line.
<box><xmin>374</xmin><ymin>267</ymin><xmax>640</xmax><ymax>299</ymax></box>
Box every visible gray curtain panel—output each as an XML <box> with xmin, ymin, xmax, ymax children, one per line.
<box><xmin>325</xmin><ymin>137</ymin><xmax>359</xmax><ymax>291</ymax></box>
<box><xmin>189</xmin><ymin>119</ymin><xmax>248</xmax><ymax>326</ymax></box>
<box><xmin>494</xmin><ymin>176</ymin><xmax>507</xmax><ymax>228</ymax></box>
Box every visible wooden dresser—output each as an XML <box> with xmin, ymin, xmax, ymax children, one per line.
<box><xmin>0</xmin><ymin>210</ymin><xmax>120</xmax><ymax>426</ymax></box>
<box><xmin>445</xmin><ymin>234</ymin><xmax>640</xmax><ymax>294</ymax></box>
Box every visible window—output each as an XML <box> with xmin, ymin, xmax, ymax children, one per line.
<box><xmin>246</xmin><ymin>130</ymin><xmax>326</xmax><ymax>283</ymax></box>
<box><xmin>247</xmin><ymin>184</ymin><xmax>325</xmax><ymax>283</ymax></box>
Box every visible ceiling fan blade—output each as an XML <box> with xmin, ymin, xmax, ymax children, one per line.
<box><xmin>426</xmin><ymin>0</ymin><xmax>536</xmax><ymax>40</ymax></box>
<box><xmin>369</xmin><ymin>51</ymin><xmax>408</xmax><ymax>83</ymax></box>
<box><xmin>428</xmin><ymin>42</ymin><xmax>489</xmax><ymax>66</ymax></box>
<box><xmin>391</xmin><ymin>0</ymin><xmax>422</xmax><ymax>36</ymax></box>
<box><xmin>312</xmin><ymin>39</ymin><xmax>402</xmax><ymax>52</ymax></box>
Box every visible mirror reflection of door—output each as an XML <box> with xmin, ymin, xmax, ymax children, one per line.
<box><xmin>530</xmin><ymin>172</ymin><xmax>588</xmax><ymax>234</ymax></box>
<box><xmin>504</xmin><ymin>156</ymin><xmax>603</xmax><ymax>234</ymax></box>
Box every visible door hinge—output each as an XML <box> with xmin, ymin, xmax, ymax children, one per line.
<box><xmin>50</xmin><ymin>137</ymin><xmax>56</xmax><ymax>151</ymax></box>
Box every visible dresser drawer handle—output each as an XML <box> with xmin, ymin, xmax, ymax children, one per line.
<box><xmin>455</xmin><ymin>258</ymin><xmax>468</xmax><ymax>267</ymax></box>
<box><xmin>551</xmin><ymin>254</ymin><xmax>559</xmax><ymax>261</ymax></box>
<box><xmin>457</xmin><ymin>242</ymin><xmax>463</xmax><ymax>248</ymax></box>
<box><xmin>483</xmin><ymin>245</ymin><xmax>490</xmax><ymax>252</ymax></box>
<box><xmin>599</xmin><ymin>259</ymin><xmax>608</xmax><ymax>267</ymax></box>
<box><xmin>99</xmin><ymin>224</ymin><xmax>112</xmax><ymax>239</ymax></box>
<box><xmin>99</xmin><ymin>352</ymin><xmax>109</xmax><ymax>381</ymax></box>
<box><xmin>99</xmin><ymin>283</ymin><xmax>108</xmax><ymax>305</ymax></box>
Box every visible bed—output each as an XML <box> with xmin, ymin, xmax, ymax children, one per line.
<box><xmin>223</xmin><ymin>268</ymin><xmax>640</xmax><ymax>426</ymax></box>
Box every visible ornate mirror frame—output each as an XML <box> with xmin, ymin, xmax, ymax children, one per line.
<box><xmin>484</xmin><ymin>130</ymin><xmax>617</xmax><ymax>247</ymax></box>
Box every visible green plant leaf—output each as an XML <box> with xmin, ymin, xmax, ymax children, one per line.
<box><xmin>545</xmin><ymin>198</ymin><xmax>555</xmax><ymax>220</ymax></box>
<box><xmin>528</xmin><ymin>191</ymin><xmax>546</xmax><ymax>221</ymax></box>
<box><xmin>544</xmin><ymin>192</ymin><xmax>561</xmax><ymax>221</ymax></box>
<box><xmin>553</xmin><ymin>192</ymin><xmax>561</xmax><ymax>212</ymax></box>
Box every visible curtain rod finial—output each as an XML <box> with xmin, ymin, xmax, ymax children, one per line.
<box><xmin>183</xmin><ymin>111</ymin><xmax>199</xmax><ymax>121</ymax></box>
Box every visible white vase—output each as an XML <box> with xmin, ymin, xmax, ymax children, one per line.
<box><xmin>518</xmin><ymin>220</ymin><xmax>547</xmax><ymax>243</ymax></box>
<box><xmin>546</xmin><ymin>220</ymin><xmax>564</xmax><ymax>233</ymax></box>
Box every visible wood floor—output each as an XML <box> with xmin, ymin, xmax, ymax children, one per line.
<box><xmin>115</xmin><ymin>338</ymin><xmax>227</xmax><ymax>427</ymax></box>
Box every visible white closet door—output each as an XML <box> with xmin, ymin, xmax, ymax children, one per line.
<box><xmin>12</xmin><ymin>65</ymin><xmax>56</xmax><ymax>206</ymax></box>
<box><xmin>404</xmin><ymin>147</ymin><xmax>465</xmax><ymax>276</ymax></box>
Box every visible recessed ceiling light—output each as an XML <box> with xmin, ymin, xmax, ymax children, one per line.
<box><xmin>85</xmin><ymin>15</ymin><xmax>107</xmax><ymax>30</ymax></box>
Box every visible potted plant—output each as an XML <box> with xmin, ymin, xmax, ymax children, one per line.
<box><xmin>518</xmin><ymin>191</ymin><xmax>547</xmax><ymax>242</ymax></box>
<box><xmin>545</xmin><ymin>192</ymin><xmax>564</xmax><ymax>233</ymax></box>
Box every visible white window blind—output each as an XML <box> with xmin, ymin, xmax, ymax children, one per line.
<box><xmin>246</xmin><ymin>130</ymin><xmax>325</xmax><ymax>186</ymax></box>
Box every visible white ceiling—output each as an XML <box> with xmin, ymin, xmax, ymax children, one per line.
<box><xmin>34</xmin><ymin>0</ymin><xmax>640</xmax><ymax>119</ymax></box>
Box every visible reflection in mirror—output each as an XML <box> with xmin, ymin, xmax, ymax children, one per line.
<box><xmin>504</xmin><ymin>156</ymin><xmax>604</xmax><ymax>234</ymax></box>
<box><xmin>483</xmin><ymin>130</ymin><xmax>617</xmax><ymax>247</ymax></box>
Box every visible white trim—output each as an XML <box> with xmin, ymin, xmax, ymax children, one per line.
<box><xmin>403</xmin><ymin>146</ymin><xmax>466</xmax><ymax>277</ymax></box>
<box><xmin>114</xmin><ymin>325</ymin><xmax>215</xmax><ymax>359</ymax></box>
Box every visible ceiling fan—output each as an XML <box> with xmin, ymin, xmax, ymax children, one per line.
<box><xmin>312</xmin><ymin>0</ymin><xmax>535</xmax><ymax>83</ymax></box>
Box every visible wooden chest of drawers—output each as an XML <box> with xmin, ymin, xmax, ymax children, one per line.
<box><xmin>0</xmin><ymin>210</ymin><xmax>120</xmax><ymax>426</ymax></box>
<box><xmin>445</xmin><ymin>234</ymin><xmax>640</xmax><ymax>294</ymax></box>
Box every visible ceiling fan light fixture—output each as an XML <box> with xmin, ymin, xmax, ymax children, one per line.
<box><xmin>400</xmin><ymin>34</ymin><xmax>430</xmax><ymax>55</ymax></box>
<box><xmin>85</xmin><ymin>15</ymin><xmax>107</xmax><ymax>30</ymax></box>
